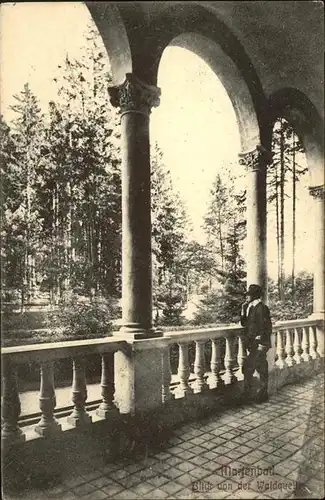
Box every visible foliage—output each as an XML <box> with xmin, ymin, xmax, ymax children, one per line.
<box><xmin>268</xmin><ymin>118</ymin><xmax>307</xmax><ymax>299</ymax></box>
<box><xmin>1</xmin><ymin>30</ymin><xmax>314</xmax><ymax>342</ymax></box>
<box><xmin>268</xmin><ymin>272</ymin><xmax>313</xmax><ymax>321</ymax></box>
<box><xmin>45</xmin><ymin>293</ymin><xmax>119</xmax><ymax>340</ymax></box>
<box><xmin>194</xmin><ymin>169</ymin><xmax>246</xmax><ymax>325</ymax></box>
<box><xmin>1</xmin><ymin>86</ymin><xmax>45</xmax><ymax>310</ymax></box>
<box><xmin>151</xmin><ymin>143</ymin><xmax>189</xmax><ymax>325</ymax></box>
<box><xmin>155</xmin><ymin>279</ymin><xmax>187</xmax><ymax>326</ymax></box>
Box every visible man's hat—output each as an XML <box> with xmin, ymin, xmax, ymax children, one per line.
<box><xmin>247</xmin><ymin>284</ymin><xmax>262</xmax><ymax>298</ymax></box>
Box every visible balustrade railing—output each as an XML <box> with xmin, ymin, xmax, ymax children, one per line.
<box><xmin>273</xmin><ymin>319</ymin><xmax>322</xmax><ymax>367</ymax></box>
<box><xmin>163</xmin><ymin>318</ymin><xmax>323</xmax><ymax>400</ymax></box>
<box><xmin>1</xmin><ymin>318</ymin><xmax>322</xmax><ymax>447</ymax></box>
<box><xmin>164</xmin><ymin>325</ymin><xmax>242</xmax><ymax>400</ymax></box>
<box><xmin>1</xmin><ymin>338</ymin><xmax>126</xmax><ymax>446</ymax></box>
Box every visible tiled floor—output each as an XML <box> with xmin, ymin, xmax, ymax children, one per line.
<box><xmin>3</xmin><ymin>374</ymin><xmax>324</xmax><ymax>499</ymax></box>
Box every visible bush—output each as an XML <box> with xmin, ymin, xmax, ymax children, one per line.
<box><xmin>193</xmin><ymin>289</ymin><xmax>243</xmax><ymax>326</ymax></box>
<box><xmin>155</xmin><ymin>282</ymin><xmax>186</xmax><ymax>327</ymax></box>
<box><xmin>45</xmin><ymin>293</ymin><xmax>120</xmax><ymax>340</ymax></box>
<box><xmin>268</xmin><ymin>273</ymin><xmax>313</xmax><ymax>322</ymax></box>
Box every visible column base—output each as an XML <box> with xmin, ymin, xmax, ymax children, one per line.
<box><xmin>115</xmin><ymin>324</ymin><xmax>163</xmax><ymax>340</ymax></box>
<box><xmin>96</xmin><ymin>405</ymin><xmax>119</xmax><ymax>419</ymax></box>
<box><xmin>34</xmin><ymin>420</ymin><xmax>62</xmax><ymax>437</ymax></box>
<box><xmin>1</xmin><ymin>428</ymin><xmax>26</xmax><ymax>448</ymax></box>
<box><xmin>67</xmin><ymin>411</ymin><xmax>92</xmax><ymax>427</ymax></box>
<box><xmin>114</xmin><ymin>336</ymin><xmax>170</xmax><ymax>414</ymax></box>
<box><xmin>308</xmin><ymin>312</ymin><xmax>325</xmax><ymax>321</ymax></box>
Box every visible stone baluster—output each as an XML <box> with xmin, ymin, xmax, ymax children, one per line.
<box><xmin>193</xmin><ymin>341</ymin><xmax>208</xmax><ymax>393</ymax></box>
<box><xmin>301</xmin><ymin>326</ymin><xmax>312</xmax><ymax>362</ymax></box>
<box><xmin>208</xmin><ymin>339</ymin><xmax>224</xmax><ymax>389</ymax></box>
<box><xmin>97</xmin><ymin>353</ymin><xmax>116</xmax><ymax>418</ymax></box>
<box><xmin>309</xmin><ymin>326</ymin><xmax>319</xmax><ymax>359</ymax></box>
<box><xmin>236</xmin><ymin>335</ymin><xmax>246</xmax><ymax>380</ymax></box>
<box><xmin>162</xmin><ymin>345</ymin><xmax>174</xmax><ymax>403</ymax></box>
<box><xmin>67</xmin><ymin>357</ymin><xmax>92</xmax><ymax>426</ymax></box>
<box><xmin>293</xmin><ymin>328</ymin><xmax>302</xmax><ymax>364</ymax></box>
<box><xmin>224</xmin><ymin>336</ymin><xmax>237</xmax><ymax>384</ymax></box>
<box><xmin>35</xmin><ymin>361</ymin><xmax>61</xmax><ymax>436</ymax></box>
<box><xmin>1</xmin><ymin>360</ymin><xmax>25</xmax><ymax>445</ymax></box>
<box><xmin>285</xmin><ymin>329</ymin><xmax>295</xmax><ymax>366</ymax></box>
<box><xmin>275</xmin><ymin>330</ymin><xmax>286</xmax><ymax>368</ymax></box>
<box><xmin>176</xmin><ymin>343</ymin><xmax>193</xmax><ymax>397</ymax></box>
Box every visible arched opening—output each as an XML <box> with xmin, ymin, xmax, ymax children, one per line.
<box><xmin>267</xmin><ymin>88</ymin><xmax>324</xmax><ymax>319</ymax></box>
<box><xmin>267</xmin><ymin>117</ymin><xmax>312</xmax><ymax>320</ymax></box>
<box><xmin>1</xmin><ymin>3</ymin><xmax>124</xmax><ymax>344</ymax></box>
<box><xmin>268</xmin><ymin>88</ymin><xmax>324</xmax><ymax>188</ymax></box>
<box><xmin>150</xmin><ymin>37</ymin><xmax>258</xmax><ymax>331</ymax></box>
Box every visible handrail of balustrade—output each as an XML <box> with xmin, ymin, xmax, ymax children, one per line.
<box><xmin>163</xmin><ymin>317</ymin><xmax>322</xmax><ymax>344</ymax></box>
<box><xmin>1</xmin><ymin>317</ymin><xmax>322</xmax><ymax>364</ymax></box>
<box><xmin>1</xmin><ymin>337</ymin><xmax>129</xmax><ymax>364</ymax></box>
<box><xmin>273</xmin><ymin>318</ymin><xmax>322</xmax><ymax>330</ymax></box>
<box><xmin>164</xmin><ymin>324</ymin><xmax>243</xmax><ymax>344</ymax></box>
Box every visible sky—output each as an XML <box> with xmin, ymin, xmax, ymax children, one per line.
<box><xmin>0</xmin><ymin>2</ymin><xmax>313</xmax><ymax>278</ymax></box>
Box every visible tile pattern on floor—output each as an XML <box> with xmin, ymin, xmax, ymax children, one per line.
<box><xmin>3</xmin><ymin>374</ymin><xmax>324</xmax><ymax>499</ymax></box>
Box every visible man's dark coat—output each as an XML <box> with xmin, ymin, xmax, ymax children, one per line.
<box><xmin>240</xmin><ymin>302</ymin><xmax>272</xmax><ymax>350</ymax></box>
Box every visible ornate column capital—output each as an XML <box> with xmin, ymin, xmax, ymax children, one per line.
<box><xmin>239</xmin><ymin>145</ymin><xmax>274</xmax><ymax>171</ymax></box>
<box><xmin>309</xmin><ymin>185</ymin><xmax>325</xmax><ymax>200</ymax></box>
<box><xmin>108</xmin><ymin>73</ymin><xmax>161</xmax><ymax>116</ymax></box>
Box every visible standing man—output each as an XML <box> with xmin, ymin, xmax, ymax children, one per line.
<box><xmin>240</xmin><ymin>284</ymin><xmax>272</xmax><ymax>403</ymax></box>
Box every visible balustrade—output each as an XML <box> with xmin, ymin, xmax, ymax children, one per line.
<box><xmin>309</xmin><ymin>325</ymin><xmax>319</xmax><ymax>359</ymax></box>
<box><xmin>67</xmin><ymin>357</ymin><xmax>92</xmax><ymax>426</ymax></box>
<box><xmin>97</xmin><ymin>353</ymin><xmax>116</xmax><ymax>418</ymax></box>
<box><xmin>1</xmin><ymin>318</ymin><xmax>322</xmax><ymax>450</ymax></box>
<box><xmin>293</xmin><ymin>327</ymin><xmax>303</xmax><ymax>364</ymax></box>
<box><xmin>193</xmin><ymin>340</ymin><xmax>209</xmax><ymax>393</ymax></box>
<box><xmin>236</xmin><ymin>335</ymin><xmax>246</xmax><ymax>381</ymax></box>
<box><xmin>301</xmin><ymin>326</ymin><xmax>312</xmax><ymax>362</ymax></box>
<box><xmin>176</xmin><ymin>343</ymin><xmax>193</xmax><ymax>397</ymax></box>
<box><xmin>285</xmin><ymin>329</ymin><xmax>295</xmax><ymax>367</ymax></box>
<box><xmin>276</xmin><ymin>330</ymin><xmax>286</xmax><ymax>368</ymax></box>
<box><xmin>35</xmin><ymin>361</ymin><xmax>61</xmax><ymax>436</ymax></box>
<box><xmin>208</xmin><ymin>338</ymin><xmax>224</xmax><ymax>389</ymax></box>
<box><xmin>224</xmin><ymin>336</ymin><xmax>237</xmax><ymax>384</ymax></box>
<box><xmin>162</xmin><ymin>345</ymin><xmax>174</xmax><ymax>403</ymax></box>
<box><xmin>1</xmin><ymin>360</ymin><xmax>25</xmax><ymax>445</ymax></box>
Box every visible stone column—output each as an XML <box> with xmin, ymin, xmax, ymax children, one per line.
<box><xmin>309</xmin><ymin>185</ymin><xmax>324</xmax><ymax>358</ymax></box>
<box><xmin>108</xmin><ymin>75</ymin><xmax>168</xmax><ymax>416</ymax></box>
<box><xmin>109</xmin><ymin>73</ymin><xmax>161</xmax><ymax>339</ymax></box>
<box><xmin>239</xmin><ymin>145</ymin><xmax>273</xmax><ymax>299</ymax></box>
<box><xmin>309</xmin><ymin>186</ymin><xmax>325</xmax><ymax>319</ymax></box>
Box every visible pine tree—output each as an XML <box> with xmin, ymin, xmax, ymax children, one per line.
<box><xmin>203</xmin><ymin>174</ymin><xmax>229</xmax><ymax>273</ymax></box>
<box><xmin>268</xmin><ymin>118</ymin><xmax>307</xmax><ymax>301</ymax></box>
<box><xmin>3</xmin><ymin>85</ymin><xmax>45</xmax><ymax>310</ymax></box>
<box><xmin>194</xmin><ymin>170</ymin><xmax>246</xmax><ymax>324</ymax></box>
<box><xmin>0</xmin><ymin>115</ymin><xmax>22</xmax><ymax>304</ymax></box>
<box><xmin>151</xmin><ymin>142</ymin><xmax>189</xmax><ymax>325</ymax></box>
<box><xmin>44</xmin><ymin>26</ymin><xmax>122</xmax><ymax>300</ymax></box>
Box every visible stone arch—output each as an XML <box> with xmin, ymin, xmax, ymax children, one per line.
<box><xmin>86</xmin><ymin>2</ymin><xmax>132</xmax><ymax>86</ymax></box>
<box><xmin>267</xmin><ymin>88</ymin><xmax>324</xmax><ymax>187</ymax></box>
<box><xmin>139</xmin><ymin>4</ymin><xmax>266</xmax><ymax>153</ymax></box>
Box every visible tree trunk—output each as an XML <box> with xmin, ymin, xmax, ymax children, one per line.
<box><xmin>275</xmin><ymin>163</ymin><xmax>281</xmax><ymax>298</ymax></box>
<box><xmin>279</xmin><ymin>119</ymin><xmax>285</xmax><ymax>301</ymax></box>
<box><xmin>54</xmin><ymin>183</ymin><xmax>60</xmax><ymax>305</ymax></box>
<box><xmin>291</xmin><ymin>133</ymin><xmax>296</xmax><ymax>300</ymax></box>
<box><xmin>25</xmin><ymin>159</ymin><xmax>31</xmax><ymax>306</ymax></box>
<box><xmin>63</xmin><ymin>182</ymin><xmax>72</xmax><ymax>293</ymax></box>
<box><xmin>218</xmin><ymin>209</ymin><xmax>224</xmax><ymax>272</ymax></box>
